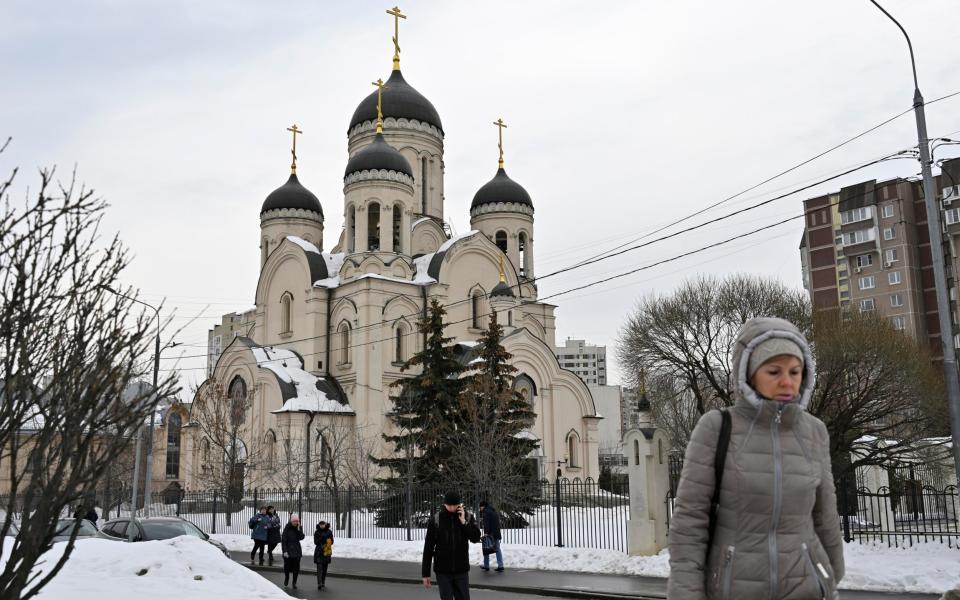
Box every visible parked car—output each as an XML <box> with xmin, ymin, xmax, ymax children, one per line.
<box><xmin>98</xmin><ymin>517</ymin><xmax>229</xmax><ymax>556</ymax></box>
<box><xmin>53</xmin><ymin>518</ymin><xmax>98</xmax><ymax>543</ymax></box>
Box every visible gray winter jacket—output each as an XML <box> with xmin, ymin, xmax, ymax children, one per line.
<box><xmin>667</xmin><ymin>317</ymin><xmax>845</xmax><ymax>600</ymax></box>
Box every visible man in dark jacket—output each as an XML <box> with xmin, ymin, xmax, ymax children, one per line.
<box><xmin>478</xmin><ymin>500</ymin><xmax>503</xmax><ymax>572</ymax></box>
<box><xmin>422</xmin><ymin>490</ymin><xmax>481</xmax><ymax>600</ymax></box>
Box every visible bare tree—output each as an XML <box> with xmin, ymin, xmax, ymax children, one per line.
<box><xmin>314</xmin><ymin>417</ymin><xmax>379</xmax><ymax>529</ymax></box>
<box><xmin>0</xmin><ymin>143</ymin><xmax>178</xmax><ymax>600</ymax></box>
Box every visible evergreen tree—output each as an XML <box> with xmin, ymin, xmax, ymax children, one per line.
<box><xmin>375</xmin><ymin>299</ymin><xmax>466</xmax><ymax>491</ymax></box>
<box><xmin>445</xmin><ymin>312</ymin><xmax>539</xmax><ymax>518</ymax></box>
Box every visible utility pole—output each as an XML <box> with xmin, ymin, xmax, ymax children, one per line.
<box><xmin>868</xmin><ymin>0</ymin><xmax>960</xmax><ymax>483</ymax></box>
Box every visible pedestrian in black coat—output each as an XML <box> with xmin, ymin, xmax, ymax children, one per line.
<box><xmin>478</xmin><ymin>501</ymin><xmax>503</xmax><ymax>572</ymax></box>
<box><xmin>422</xmin><ymin>490</ymin><xmax>481</xmax><ymax>600</ymax></box>
<box><xmin>281</xmin><ymin>514</ymin><xmax>305</xmax><ymax>589</ymax></box>
<box><xmin>265</xmin><ymin>506</ymin><xmax>281</xmax><ymax>565</ymax></box>
<box><xmin>313</xmin><ymin>521</ymin><xmax>334</xmax><ymax>590</ymax></box>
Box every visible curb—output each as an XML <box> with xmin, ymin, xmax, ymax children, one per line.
<box><xmin>239</xmin><ymin>562</ymin><xmax>663</xmax><ymax>599</ymax></box>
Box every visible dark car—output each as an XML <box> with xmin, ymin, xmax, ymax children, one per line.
<box><xmin>5</xmin><ymin>519</ymin><xmax>97</xmax><ymax>543</ymax></box>
<box><xmin>98</xmin><ymin>517</ymin><xmax>229</xmax><ymax>557</ymax></box>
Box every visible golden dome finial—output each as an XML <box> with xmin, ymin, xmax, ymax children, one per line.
<box><xmin>371</xmin><ymin>79</ymin><xmax>387</xmax><ymax>134</ymax></box>
<box><xmin>386</xmin><ymin>6</ymin><xmax>407</xmax><ymax>71</ymax></box>
<box><xmin>286</xmin><ymin>123</ymin><xmax>303</xmax><ymax>174</ymax></box>
<box><xmin>493</xmin><ymin>118</ymin><xmax>507</xmax><ymax>169</ymax></box>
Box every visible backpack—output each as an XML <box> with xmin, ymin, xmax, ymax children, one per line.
<box><xmin>707</xmin><ymin>408</ymin><xmax>732</xmax><ymax>549</ymax></box>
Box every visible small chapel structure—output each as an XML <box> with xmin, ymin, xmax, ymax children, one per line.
<box><xmin>171</xmin><ymin>8</ymin><xmax>601</xmax><ymax>491</ymax></box>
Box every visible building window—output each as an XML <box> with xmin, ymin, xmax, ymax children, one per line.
<box><xmin>566</xmin><ymin>432</ymin><xmax>581</xmax><ymax>469</ymax></box>
<box><xmin>368</xmin><ymin>202</ymin><xmax>381</xmax><ymax>251</ymax></box>
<box><xmin>859</xmin><ymin>275</ymin><xmax>876</xmax><ymax>290</ymax></box>
<box><xmin>280</xmin><ymin>292</ymin><xmax>293</xmax><ymax>334</ymax></box>
<box><xmin>883</xmin><ymin>226</ymin><xmax>897</xmax><ymax>240</ymax></box>
<box><xmin>395</xmin><ymin>323</ymin><xmax>405</xmax><ymax>363</ymax></box>
<box><xmin>471</xmin><ymin>292</ymin><xmax>482</xmax><ymax>328</ymax></box>
<box><xmin>946</xmin><ymin>207</ymin><xmax>960</xmax><ymax>225</ymax></box>
<box><xmin>855</xmin><ymin>254</ymin><xmax>873</xmax><ymax>268</ymax></box>
<box><xmin>339</xmin><ymin>322</ymin><xmax>351</xmax><ymax>364</ymax></box>
<box><xmin>201</xmin><ymin>438</ymin><xmax>211</xmax><ymax>465</ymax></box>
<box><xmin>392</xmin><ymin>204</ymin><xmax>402</xmax><ymax>251</ymax></box>
<box><xmin>889</xmin><ymin>271</ymin><xmax>902</xmax><ymax>285</ymax></box>
<box><xmin>891</xmin><ymin>293</ymin><xmax>904</xmax><ymax>307</ymax></box>
<box><xmin>421</xmin><ymin>157</ymin><xmax>428</xmax><ymax>214</ymax></box>
<box><xmin>882</xmin><ymin>204</ymin><xmax>895</xmax><ymax>218</ymax></box>
<box><xmin>347</xmin><ymin>205</ymin><xmax>356</xmax><ymax>253</ymax></box>
<box><xmin>165</xmin><ymin>412</ymin><xmax>181</xmax><ymax>479</ymax></box>
<box><xmin>892</xmin><ymin>316</ymin><xmax>906</xmax><ymax>330</ymax></box>
<box><xmin>841</xmin><ymin>206</ymin><xmax>873</xmax><ymax>225</ymax></box>
<box><xmin>860</xmin><ymin>298</ymin><xmax>876</xmax><ymax>312</ymax></box>
<box><xmin>264</xmin><ymin>430</ymin><xmax>276</xmax><ymax>470</ymax></box>
<box><xmin>518</xmin><ymin>232</ymin><xmax>528</xmax><ymax>278</ymax></box>
<box><xmin>885</xmin><ymin>248</ymin><xmax>898</xmax><ymax>264</ymax></box>
<box><xmin>842</xmin><ymin>228</ymin><xmax>876</xmax><ymax>246</ymax></box>
<box><xmin>228</xmin><ymin>376</ymin><xmax>247</xmax><ymax>425</ymax></box>
<box><xmin>495</xmin><ymin>230</ymin><xmax>507</xmax><ymax>253</ymax></box>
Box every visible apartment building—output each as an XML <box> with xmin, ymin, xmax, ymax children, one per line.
<box><xmin>554</xmin><ymin>338</ymin><xmax>607</xmax><ymax>385</ymax></box>
<box><xmin>800</xmin><ymin>157</ymin><xmax>960</xmax><ymax>357</ymax></box>
<box><xmin>206</xmin><ymin>309</ymin><xmax>257</xmax><ymax>376</ymax></box>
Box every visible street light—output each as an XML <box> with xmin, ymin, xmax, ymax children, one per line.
<box><xmin>867</xmin><ymin>0</ymin><xmax>960</xmax><ymax>483</ymax></box>
<box><xmin>102</xmin><ymin>285</ymin><xmax>166</xmax><ymax>518</ymax></box>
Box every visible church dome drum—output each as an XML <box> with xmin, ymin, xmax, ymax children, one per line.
<box><xmin>344</xmin><ymin>133</ymin><xmax>414</xmax><ymax>178</ymax></box>
<box><xmin>261</xmin><ymin>173</ymin><xmax>323</xmax><ymax>217</ymax></box>
<box><xmin>349</xmin><ymin>70</ymin><xmax>443</xmax><ymax>133</ymax></box>
<box><xmin>470</xmin><ymin>168</ymin><xmax>534</xmax><ymax>212</ymax></box>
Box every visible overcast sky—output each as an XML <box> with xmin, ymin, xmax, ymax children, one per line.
<box><xmin>3</xmin><ymin>0</ymin><xmax>960</xmax><ymax>390</ymax></box>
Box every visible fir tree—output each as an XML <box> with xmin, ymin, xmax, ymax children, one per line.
<box><xmin>445</xmin><ymin>311</ymin><xmax>539</xmax><ymax>518</ymax></box>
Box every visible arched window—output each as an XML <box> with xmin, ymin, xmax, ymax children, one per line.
<box><xmin>318</xmin><ymin>432</ymin><xmax>331</xmax><ymax>472</ymax></box>
<box><xmin>264</xmin><ymin>430</ymin><xmax>277</xmax><ymax>470</ymax></box>
<box><xmin>347</xmin><ymin>205</ymin><xmax>356</xmax><ymax>253</ymax></box>
<box><xmin>339</xmin><ymin>322</ymin><xmax>351</xmax><ymax>364</ymax></box>
<box><xmin>280</xmin><ymin>292</ymin><xmax>293</xmax><ymax>334</ymax></box>
<box><xmin>201</xmin><ymin>438</ymin><xmax>211</xmax><ymax>468</ymax></box>
<box><xmin>518</xmin><ymin>232</ymin><xmax>527</xmax><ymax>277</ymax></box>
<box><xmin>471</xmin><ymin>292</ymin><xmax>483</xmax><ymax>328</ymax></box>
<box><xmin>421</xmin><ymin>157</ymin><xmax>428</xmax><ymax>214</ymax></box>
<box><xmin>508</xmin><ymin>310</ymin><xmax>513</xmax><ymax>327</ymax></box>
<box><xmin>165</xmin><ymin>412</ymin><xmax>181</xmax><ymax>479</ymax></box>
<box><xmin>395</xmin><ymin>323</ymin><xmax>405</xmax><ymax>363</ymax></box>
<box><xmin>495</xmin><ymin>230</ymin><xmax>508</xmax><ymax>253</ymax></box>
<box><xmin>228</xmin><ymin>376</ymin><xmax>247</xmax><ymax>425</ymax></box>
<box><xmin>634</xmin><ymin>440</ymin><xmax>640</xmax><ymax>466</ymax></box>
<box><xmin>567</xmin><ymin>431</ymin><xmax>581</xmax><ymax>468</ymax></box>
<box><xmin>368</xmin><ymin>201</ymin><xmax>381</xmax><ymax>251</ymax></box>
<box><xmin>392</xmin><ymin>203</ymin><xmax>402</xmax><ymax>251</ymax></box>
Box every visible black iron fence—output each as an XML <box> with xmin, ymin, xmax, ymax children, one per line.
<box><xmin>80</xmin><ymin>478</ymin><xmax>631</xmax><ymax>552</ymax></box>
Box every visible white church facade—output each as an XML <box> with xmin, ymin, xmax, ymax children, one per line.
<box><xmin>166</xmin><ymin>13</ymin><xmax>601</xmax><ymax>492</ymax></box>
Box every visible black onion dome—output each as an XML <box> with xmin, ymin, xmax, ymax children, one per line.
<box><xmin>490</xmin><ymin>280</ymin><xmax>515</xmax><ymax>298</ymax></box>
<box><xmin>471</xmin><ymin>168</ymin><xmax>534</xmax><ymax>211</ymax></box>
<box><xmin>261</xmin><ymin>173</ymin><xmax>323</xmax><ymax>217</ymax></box>
<box><xmin>349</xmin><ymin>70</ymin><xmax>443</xmax><ymax>133</ymax></box>
<box><xmin>344</xmin><ymin>133</ymin><xmax>414</xmax><ymax>178</ymax></box>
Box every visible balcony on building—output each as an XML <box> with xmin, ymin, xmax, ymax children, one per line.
<box><xmin>838</xmin><ymin>225</ymin><xmax>879</xmax><ymax>254</ymax></box>
<box><xmin>943</xmin><ymin>184</ymin><xmax>960</xmax><ymax>236</ymax></box>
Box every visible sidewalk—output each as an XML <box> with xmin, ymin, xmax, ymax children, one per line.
<box><xmin>229</xmin><ymin>552</ymin><xmax>944</xmax><ymax>599</ymax></box>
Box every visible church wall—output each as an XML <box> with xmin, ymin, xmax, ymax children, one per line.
<box><xmin>470</xmin><ymin>211</ymin><xmax>535</xmax><ymax>280</ymax></box>
<box><xmin>343</xmin><ymin>181</ymin><xmax>414</xmax><ymax>255</ymax></box>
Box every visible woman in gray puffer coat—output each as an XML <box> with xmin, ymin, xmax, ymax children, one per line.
<box><xmin>667</xmin><ymin>317</ymin><xmax>845</xmax><ymax>600</ymax></box>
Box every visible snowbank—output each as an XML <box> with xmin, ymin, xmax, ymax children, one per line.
<box><xmin>213</xmin><ymin>534</ymin><xmax>960</xmax><ymax>594</ymax></box>
<box><xmin>11</xmin><ymin>536</ymin><xmax>286</xmax><ymax>600</ymax></box>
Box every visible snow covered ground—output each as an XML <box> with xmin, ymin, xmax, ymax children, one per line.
<box><xmin>215</xmin><ymin>533</ymin><xmax>960</xmax><ymax>595</ymax></box>
<box><xmin>5</xmin><ymin>536</ymin><xmax>286</xmax><ymax>600</ymax></box>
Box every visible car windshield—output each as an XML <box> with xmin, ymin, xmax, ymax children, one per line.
<box><xmin>140</xmin><ymin>520</ymin><xmax>206</xmax><ymax>541</ymax></box>
<box><xmin>55</xmin><ymin>520</ymin><xmax>97</xmax><ymax>537</ymax></box>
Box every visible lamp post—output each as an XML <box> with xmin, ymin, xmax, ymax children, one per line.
<box><xmin>867</xmin><ymin>0</ymin><xmax>960</xmax><ymax>483</ymax></box>
<box><xmin>554</xmin><ymin>457</ymin><xmax>567</xmax><ymax>547</ymax></box>
<box><xmin>103</xmin><ymin>286</ymin><xmax>164</xmax><ymax>518</ymax></box>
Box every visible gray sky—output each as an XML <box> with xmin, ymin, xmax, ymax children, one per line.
<box><xmin>3</xmin><ymin>0</ymin><xmax>959</xmax><ymax>390</ymax></box>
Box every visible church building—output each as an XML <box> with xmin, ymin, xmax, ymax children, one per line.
<box><xmin>175</xmin><ymin>8</ymin><xmax>601</xmax><ymax>491</ymax></box>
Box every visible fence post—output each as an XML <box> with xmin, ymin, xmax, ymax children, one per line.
<box><xmin>406</xmin><ymin>483</ymin><xmax>415</xmax><ymax>542</ymax></box>
<box><xmin>347</xmin><ymin>486</ymin><xmax>353</xmax><ymax>539</ymax></box>
<box><xmin>116</xmin><ymin>485</ymin><xmax>122</xmax><ymax>519</ymax></box>
<box><xmin>555</xmin><ymin>472</ymin><xmax>564</xmax><ymax>548</ymax></box>
<box><xmin>297</xmin><ymin>488</ymin><xmax>303</xmax><ymax>519</ymax></box>
<box><xmin>839</xmin><ymin>475</ymin><xmax>851</xmax><ymax>543</ymax></box>
<box><xmin>211</xmin><ymin>490</ymin><xmax>218</xmax><ymax>535</ymax></box>
<box><xmin>176</xmin><ymin>492</ymin><xmax>182</xmax><ymax>517</ymax></box>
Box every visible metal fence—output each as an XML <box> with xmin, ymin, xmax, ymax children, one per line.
<box><xmin>90</xmin><ymin>478</ymin><xmax>631</xmax><ymax>552</ymax></box>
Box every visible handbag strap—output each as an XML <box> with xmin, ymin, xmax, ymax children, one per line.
<box><xmin>707</xmin><ymin>408</ymin><xmax>732</xmax><ymax>548</ymax></box>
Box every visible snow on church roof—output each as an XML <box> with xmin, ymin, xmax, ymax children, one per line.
<box><xmin>250</xmin><ymin>345</ymin><xmax>353</xmax><ymax>415</ymax></box>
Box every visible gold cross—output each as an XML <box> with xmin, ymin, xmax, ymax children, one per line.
<box><xmin>498</xmin><ymin>254</ymin><xmax>507</xmax><ymax>282</ymax></box>
<box><xmin>371</xmin><ymin>78</ymin><xmax>388</xmax><ymax>134</ymax></box>
<box><xmin>386</xmin><ymin>6</ymin><xmax>407</xmax><ymax>70</ymax></box>
<box><xmin>493</xmin><ymin>118</ymin><xmax>508</xmax><ymax>169</ymax></box>
<box><xmin>286</xmin><ymin>123</ymin><xmax>303</xmax><ymax>174</ymax></box>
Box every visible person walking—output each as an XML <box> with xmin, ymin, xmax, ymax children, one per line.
<box><xmin>422</xmin><ymin>490</ymin><xmax>481</xmax><ymax>600</ymax></box>
<box><xmin>478</xmin><ymin>500</ymin><xmax>503</xmax><ymax>573</ymax></box>
<box><xmin>247</xmin><ymin>506</ymin><xmax>270</xmax><ymax>565</ymax></box>
<box><xmin>265</xmin><ymin>505</ymin><xmax>281</xmax><ymax>566</ymax></box>
<box><xmin>281</xmin><ymin>514</ymin><xmax>305</xmax><ymax>589</ymax></box>
<box><xmin>667</xmin><ymin>317</ymin><xmax>845</xmax><ymax>600</ymax></box>
<box><xmin>313</xmin><ymin>520</ymin><xmax>334</xmax><ymax>590</ymax></box>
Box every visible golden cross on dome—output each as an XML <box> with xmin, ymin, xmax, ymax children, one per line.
<box><xmin>498</xmin><ymin>254</ymin><xmax>507</xmax><ymax>283</ymax></box>
<box><xmin>386</xmin><ymin>6</ymin><xmax>407</xmax><ymax>70</ymax></box>
<box><xmin>371</xmin><ymin>78</ymin><xmax>387</xmax><ymax>134</ymax></box>
<box><xmin>493</xmin><ymin>118</ymin><xmax>507</xmax><ymax>169</ymax></box>
<box><xmin>286</xmin><ymin>123</ymin><xmax>303</xmax><ymax>174</ymax></box>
